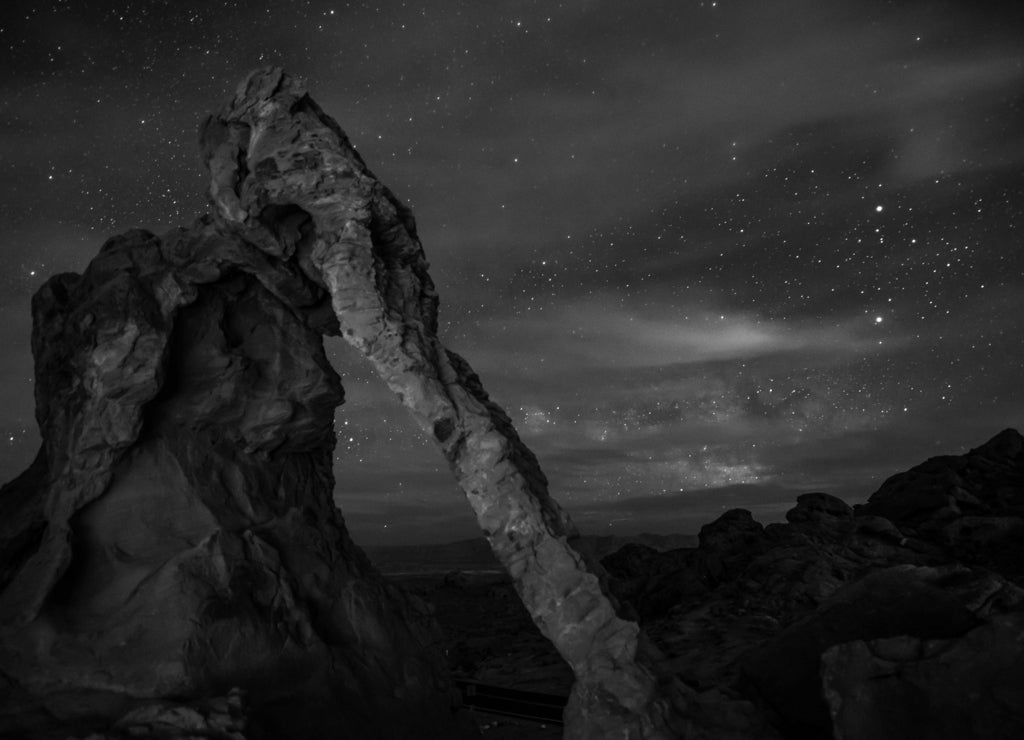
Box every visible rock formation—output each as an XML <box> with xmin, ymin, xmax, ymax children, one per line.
<box><xmin>601</xmin><ymin>429</ymin><xmax>1024</xmax><ymax>739</ymax></box>
<box><xmin>6</xmin><ymin>65</ymin><xmax>1015</xmax><ymax>740</ymax></box>
<box><xmin>195</xmin><ymin>68</ymin><xmax>717</xmax><ymax>739</ymax></box>
<box><xmin>0</xmin><ymin>221</ymin><xmax>473</xmax><ymax>737</ymax></box>
<box><xmin>0</xmin><ymin>68</ymin><xmax>721</xmax><ymax>738</ymax></box>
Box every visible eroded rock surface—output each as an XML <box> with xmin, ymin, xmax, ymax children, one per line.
<box><xmin>0</xmin><ymin>222</ymin><xmax>474</xmax><ymax>739</ymax></box>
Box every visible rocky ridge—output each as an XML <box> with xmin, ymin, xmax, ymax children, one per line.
<box><xmin>601</xmin><ymin>428</ymin><xmax>1024</xmax><ymax>739</ymax></box>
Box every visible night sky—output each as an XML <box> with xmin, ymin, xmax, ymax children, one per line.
<box><xmin>2</xmin><ymin>1</ymin><xmax>1022</xmax><ymax>545</ymax></box>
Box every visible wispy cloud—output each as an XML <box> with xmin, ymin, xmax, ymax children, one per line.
<box><xmin>465</xmin><ymin>300</ymin><xmax>904</xmax><ymax>377</ymax></box>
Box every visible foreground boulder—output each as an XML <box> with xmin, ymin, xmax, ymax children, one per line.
<box><xmin>744</xmin><ymin>564</ymin><xmax>1023</xmax><ymax>737</ymax></box>
<box><xmin>823</xmin><ymin>611</ymin><xmax>1024</xmax><ymax>740</ymax></box>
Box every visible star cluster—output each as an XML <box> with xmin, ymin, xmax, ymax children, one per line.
<box><xmin>1</xmin><ymin>0</ymin><xmax>1022</xmax><ymax>544</ymax></box>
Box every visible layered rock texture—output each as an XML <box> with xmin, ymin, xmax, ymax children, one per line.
<box><xmin>602</xmin><ymin>429</ymin><xmax>1024</xmax><ymax>739</ymax></box>
<box><xmin>0</xmin><ymin>68</ymin><xmax>715</xmax><ymax>738</ymax></box>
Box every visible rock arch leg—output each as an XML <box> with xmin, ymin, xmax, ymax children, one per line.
<box><xmin>204</xmin><ymin>68</ymin><xmax>683</xmax><ymax>738</ymax></box>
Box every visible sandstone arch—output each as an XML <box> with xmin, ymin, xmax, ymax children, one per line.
<box><xmin>0</xmin><ymin>68</ymin><xmax>751</xmax><ymax>738</ymax></box>
<box><xmin>202</xmin><ymin>67</ymin><xmax>684</xmax><ymax>738</ymax></box>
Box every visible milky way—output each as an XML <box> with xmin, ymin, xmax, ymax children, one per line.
<box><xmin>1</xmin><ymin>0</ymin><xmax>1022</xmax><ymax>543</ymax></box>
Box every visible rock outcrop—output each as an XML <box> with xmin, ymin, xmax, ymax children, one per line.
<box><xmin>859</xmin><ymin>427</ymin><xmax>1024</xmax><ymax>581</ymax></box>
<box><xmin>0</xmin><ymin>68</ymin><xmax>709</xmax><ymax>738</ymax></box>
<box><xmin>0</xmin><ymin>225</ymin><xmax>472</xmax><ymax>738</ymax></box>
<box><xmin>602</xmin><ymin>429</ymin><xmax>1024</xmax><ymax>739</ymax></box>
<box><xmin>197</xmin><ymin>68</ymin><xmax>711</xmax><ymax>739</ymax></box>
